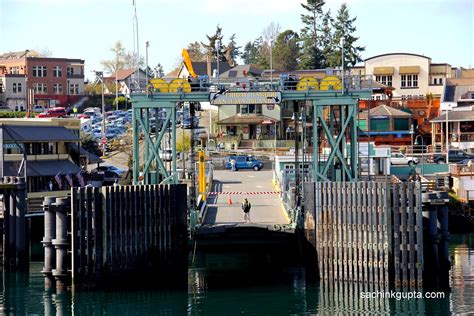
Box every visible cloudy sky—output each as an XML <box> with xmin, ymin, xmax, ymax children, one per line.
<box><xmin>1</xmin><ymin>0</ymin><xmax>472</xmax><ymax>79</ymax></box>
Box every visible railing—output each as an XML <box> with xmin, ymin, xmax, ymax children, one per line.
<box><xmin>450</xmin><ymin>164</ymin><xmax>474</xmax><ymax>175</ymax></box>
<box><xmin>147</xmin><ymin>75</ymin><xmax>373</xmax><ymax>94</ymax></box>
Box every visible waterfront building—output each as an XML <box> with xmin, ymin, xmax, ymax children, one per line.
<box><xmin>431</xmin><ymin>78</ymin><xmax>474</xmax><ymax>151</ymax></box>
<box><xmin>103</xmin><ymin>68</ymin><xmax>147</xmax><ymax>95</ymax></box>
<box><xmin>0</xmin><ymin>118</ymin><xmax>99</xmax><ymax>192</ymax></box>
<box><xmin>0</xmin><ymin>50</ymin><xmax>85</xmax><ymax>110</ymax></box>
<box><xmin>358</xmin><ymin>104</ymin><xmax>413</xmax><ymax>145</ymax></box>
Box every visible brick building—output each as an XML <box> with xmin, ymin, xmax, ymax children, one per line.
<box><xmin>0</xmin><ymin>50</ymin><xmax>85</xmax><ymax>110</ymax></box>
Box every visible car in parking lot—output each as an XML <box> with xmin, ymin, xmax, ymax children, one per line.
<box><xmin>430</xmin><ymin>149</ymin><xmax>474</xmax><ymax>164</ymax></box>
<box><xmin>37</xmin><ymin>107</ymin><xmax>67</xmax><ymax>118</ymax></box>
<box><xmin>93</xmin><ymin>165</ymin><xmax>126</xmax><ymax>176</ymax></box>
<box><xmin>225</xmin><ymin>155</ymin><xmax>263</xmax><ymax>171</ymax></box>
<box><xmin>33</xmin><ymin>105</ymin><xmax>45</xmax><ymax>113</ymax></box>
<box><xmin>182</xmin><ymin>116</ymin><xmax>199</xmax><ymax>129</ymax></box>
<box><xmin>390</xmin><ymin>153</ymin><xmax>419</xmax><ymax>166</ymax></box>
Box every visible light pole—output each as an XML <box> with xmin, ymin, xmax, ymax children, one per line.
<box><xmin>445</xmin><ymin>108</ymin><xmax>449</xmax><ymax>164</ymax></box>
<box><xmin>274</xmin><ymin>120</ymin><xmax>277</xmax><ymax>158</ymax></box>
<box><xmin>415</xmin><ymin>135</ymin><xmax>424</xmax><ymax>175</ymax></box>
<box><xmin>115</xmin><ymin>52</ymin><xmax>119</xmax><ymax>110</ymax></box>
<box><xmin>145</xmin><ymin>41</ymin><xmax>149</xmax><ymax>97</ymax></box>
<box><xmin>216</xmin><ymin>40</ymin><xmax>221</xmax><ymax>86</ymax></box>
<box><xmin>269</xmin><ymin>38</ymin><xmax>273</xmax><ymax>88</ymax></box>
<box><xmin>341</xmin><ymin>37</ymin><xmax>345</xmax><ymax>95</ymax></box>
<box><xmin>94</xmin><ymin>71</ymin><xmax>106</xmax><ymax>156</ymax></box>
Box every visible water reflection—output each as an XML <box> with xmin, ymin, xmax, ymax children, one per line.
<box><xmin>0</xmin><ymin>234</ymin><xmax>472</xmax><ymax>315</ymax></box>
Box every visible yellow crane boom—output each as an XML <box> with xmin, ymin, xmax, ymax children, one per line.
<box><xmin>182</xmin><ymin>48</ymin><xmax>197</xmax><ymax>78</ymax></box>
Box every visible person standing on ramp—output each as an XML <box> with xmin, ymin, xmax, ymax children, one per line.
<box><xmin>242</xmin><ymin>198</ymin><xmax>251</xmax><ymax>223</ymax></box>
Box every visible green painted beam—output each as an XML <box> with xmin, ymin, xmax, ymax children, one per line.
<box><xmin>131</xmin><ymin>92</ymin><xmax>210</xmax><ymax>104</ymax></box>
<box><xmin>282</xmin><ymin>90</ymin><xmax>371</xmax><ymax>101</ymax></box>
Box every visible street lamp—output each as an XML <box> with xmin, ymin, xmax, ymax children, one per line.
<box><xmin>93</xmin><ymin>71</ymin><xmax>106</xmax><ymax>156</ymax></box>
<box><xmin>269</xmin><ymin>38</ymin><xmax>274</xmax><ymax>88</ymax></box>
<box><xmin>340</xmin><ymin>37</ymin><xmax>345</xmax><ymax>95</ymax></box>
<box><xmin>215</xmin><ymin>40</ymin><xmax>221</xmax><ymax>86</ymax></box>
<box><xmin>415</xmin><ymin>135</ymin><xmax>424</xmax><ymax>175</ymax></box>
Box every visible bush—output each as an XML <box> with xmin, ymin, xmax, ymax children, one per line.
<box><xmin>0</xmin><ymin>111</ymin><xmax>36</xmax><ymax>118</ymax></box>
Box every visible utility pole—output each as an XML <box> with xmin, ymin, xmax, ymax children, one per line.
<box><xmin>146</xmin><ymin>41</ymin><xmax>149</xmax><ymax>97</ymax></box>
<box><xmin>341</xmin><ymin>37</ymin><xmax>345</xmax><ymax>95</ymax></box>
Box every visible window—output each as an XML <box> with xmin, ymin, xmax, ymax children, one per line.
<box><xmin>69</xmin><ymin>84</ymin><xmax>79</xmax><ymax>95</ymax></box>
<box><xmin>439</xmin><ymin>78</ymin><xmax>443</xmax><ymax>85</ymax></box>
<box><xmin>53</xmin><ymin>66</ymin><xmax>62</xmax><ymax>77</ymax></box>
<box><xmin>53</xmin><ymin>83</ymin><xmax>63</xmax><ymax>94</ymax></box>
<box><xmin>0</xmin><ymin>83</ymin><xmax>3</xmax><ymax>93</ymax></box>
<box><xmin>375</xmin><ymin>75</ymin><xmax>393</xmax><ymax>87</ymax></box>
<box><xmin>401</xmin><ymin>74</ymin><xmax>418</xmax><ymax>88</ymax></box>
<box><xmin>67</xmin><ymin>67</ymin><xmax>74</xmax><ymax>76</ymax></box>
<box><xmin>12</xmin><ymin>82</ymin><xmax>22</xmax><ymax>93</ymax></box>
<box><xmin>241</xmin><ymin>105</ymin><xmax>248</xmax><ymax>114</ymax></box>
<box><xmin>248</xmin><ymin>104</ymin><xmax>255</xmax><ymax>114</ymax></box>
<box><xmin>34</xmin><ymin>83</ymin><xmax>47</xmax><ymax>94</ymax></box>
<box><xmin>9</xmin><ymin>66</ymin><xmax>20</xmax><ymax>74</ymax></box>
<box><xmin>32</xmin><ymin>66</ymin><xmax>47</xmax><ymax>77</ymax></box>
<box><xmin>434</xmin><ymin>78</ymin><xmax>437</xmax><ymax>85</ymax></box>
<box><xmin>256</xmin><ymin>105</ymin><xmax>262</xmax><ymax>114</ymax></box>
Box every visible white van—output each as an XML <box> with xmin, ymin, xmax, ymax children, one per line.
<box><xmin>80</xmin><ymin>118</ymin><xmax>92</xmax><ymax>134</ymax></box>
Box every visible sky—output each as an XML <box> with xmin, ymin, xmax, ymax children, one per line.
<box><xmin>0</xmin><ymin>0</ymin><xmax>473</xmax><ymax>81</ymax></box>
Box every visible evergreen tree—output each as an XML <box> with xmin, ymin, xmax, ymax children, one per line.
<box><xmin>299</xmin><ymin>0</ymin><xmax>326</xmax><ymax>69</ymax></box>
<box><xmin>241</xmin><ymin>39</ymin><xmax>261</xmax><ymax>65</ymax></box>
<box><xmin>320</xmin><ymin>10</ymin><xmax>334</xmax><ymax>68</ymax></box>
<box><xmin>273</xmin><ymin>30</ymin><xmax>300</xmax><ymax>71</ymax></box>
<box><xmin>201</xmin><ymin>25</ymin><xmax>227</xmax><ymax>62</ymax></box>
<box><xmin>186</xmin><ymin>41</ymin><xmax>206</xmax><ymax>61</ymax></box>
<box><xmin>326</xmin><ymin>3</ymin><xmax>365</xmax><ymax>68</ymax></box>
<box><xmin>227</xmin><ymin>34</ymin><xmax>242</xmax><ymax>59</ymax></box>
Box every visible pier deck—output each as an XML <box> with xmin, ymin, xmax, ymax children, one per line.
<box><xmin>202</xmin><ymin>170</ymin><xmax>289</xmax><ymax>227</ymax></box>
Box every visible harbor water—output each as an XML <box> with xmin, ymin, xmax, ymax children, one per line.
<box><xmin>1</xmin><ymin>233</ymin><xmax>473</xmax><ymax>315</ymax></box>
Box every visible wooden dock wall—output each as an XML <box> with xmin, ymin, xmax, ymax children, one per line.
<box><xmin>304</xmin><ymin>181</ymin><xmax>423</xmax><ymax>290</ymax></box>
<box><xmin>46</xmin><ymin>184</ymin><xmax>189</xmax><ymax>289</ymax></box>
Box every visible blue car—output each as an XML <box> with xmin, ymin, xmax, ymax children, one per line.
<box><xmin>225</xmin><ymin>155</ymin><xmax>263</xmax><ymax>171</ymax></box>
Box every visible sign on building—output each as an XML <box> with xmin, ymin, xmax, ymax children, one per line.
<box><xmin>210</xmin><ymin>91</ymin><xmax>281</xmax><ymax>105</ymax></box>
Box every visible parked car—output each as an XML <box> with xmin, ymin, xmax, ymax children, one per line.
<box><xmin>182</xmin><ymin>116</ymin><xmax>199</xmax><ymax>129</ymax></box>
<box><xmin>431</xmin><ymin>149</ymin><xmax>474</xmax><ymax>164</ymax></box>
<box><xmin>225</xmin><ymin>155</ymin><xmax>263</xmax><ymax>171</ymax></box>
<box><xmin>37</xmin><ymin>107</ymin><xmax>67</xmax><ymax>118</ymax></box>
<box><xmin>390</xmin><ymin>153</ymin><xmax>419</xmax><ymax>166</ymax></box>
<box><xmin>93</xmin><ymin>165</ymin><xmax>126</xmax><ymax>176</ymax></box>
<box><xmin>77</xmin><ymin>113</ymin><xmax>90</xmax><ymax>119</ymax></box>
<box><xmin>32</xmin><ymin>105</ymin><xmax>45</xmax><ymax>113</ymax></box>
<box><xmin>83</xmin><ymin>107</ymin><xmax>101</xmax><ymax>115</ymax></box>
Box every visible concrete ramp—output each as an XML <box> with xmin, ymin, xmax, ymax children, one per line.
<box><xmin>202</xmin><ymin>170</ymin><xmax>289</xmax><ymax>226</ymax></box>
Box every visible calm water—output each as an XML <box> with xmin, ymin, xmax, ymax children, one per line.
<box><xmin>1</xmin><ymin>234</ymin><xmax>473</xmax><ymax>315</ymax></box>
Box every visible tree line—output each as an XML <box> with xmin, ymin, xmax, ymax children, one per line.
<box><xmin>187</xmin><ymin>0</ymin><xmax>365</xmax><ymax>72</ymax></box>
<box><xmin>100</xmin><ymin>0</ymin><xmax>364</xmax><ymax>75</ymax></box>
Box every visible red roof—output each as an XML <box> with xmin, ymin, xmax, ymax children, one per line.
<box><xmin>107</xmin><ymin>68</ymin><xmax>136</xmax><ymax>81</ymax></box>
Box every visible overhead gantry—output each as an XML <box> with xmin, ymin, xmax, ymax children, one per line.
<box><xmin>131</xmin><ymin>75</ymin><xmax>372</xmax><ymax>185</ymax></box>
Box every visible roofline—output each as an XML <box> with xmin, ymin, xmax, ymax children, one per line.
<box><xmin>431</xmin><ymin>63</ymin><xmax>451</xmax><ymax>66</ymax></box>
<box><xmin>26</xmin><ymin>57</ymin><xmax>84</xmax><ymax>63</ymax></box>
<box><xmin>365</xmin><ymin>53</ymin><xmax>432</xmax><ymax>62</ymax></box>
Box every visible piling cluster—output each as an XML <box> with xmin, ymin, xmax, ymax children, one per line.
<box><xmin>41</xmin><ymin>196</ymin><xmax>70</xmax><ymax>292</ymax></box>
<box><xmin>1</xmin><ymin>176</ymin><xmax>28</xmax><ymax>270</ymax></box>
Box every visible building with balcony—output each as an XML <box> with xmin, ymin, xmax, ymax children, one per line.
<box><xmin>0</xmin><ymin>50</ymin><xmax>85</xmax><ymax>110</ymax></box>
<box><xmin>365</xmin><ymin>53</ymin><xmax>451</xmax><ymax>99</ymax></box>
<box><xmin>0</xmin><ymin>118</ymin><xmax>99</xmax><ymax>192</ymax></box>
<box><xmin>431</xmin><ymin>78</ymin><xmax>474</xmax><ymax>151</ymax></box>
